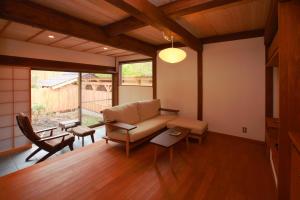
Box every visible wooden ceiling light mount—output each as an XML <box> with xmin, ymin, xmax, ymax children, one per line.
<box><xmin>0</xmin><ymin>0</ymin><xmax>157</xmax><ymax>57</ymax></box>
<box><xmin>159</xmin><ymin>33</ymin><xmax>187</xmax><ymax>64</ymax></box>
<box><xmin>104</xmin><ymin>0</ymin><xmax>202</xmax><ymax>51</ymax></box>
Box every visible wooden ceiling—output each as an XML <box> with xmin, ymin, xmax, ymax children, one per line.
<box><xmin>0</xmin><ymin>19</ymin><xmax>137</xmax><ymax>57</ymax></box>
<box><xmin>0</xmin><ymin>0</ymin><xmax>271</xmax><ymax>57</ymax></box>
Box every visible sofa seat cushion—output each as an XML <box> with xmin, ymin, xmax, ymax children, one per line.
<box><xmin>102</xmin><ymin>103</ymin><xmax>140</xmax><ymax>125</ymax></box>
<box><xmin>167</xmin><ymin>117</ymin><xmax>208</xmax><ymax>135</ymax></box>
<box><xmin>137</xmin><ymin>99</ymin><xmax>161</xmax><ymax>121</ymax></box>
<box><xmin>107</xmin><ymin>115</ymin><xmax>176</xmax><ymax>142</ymax></box>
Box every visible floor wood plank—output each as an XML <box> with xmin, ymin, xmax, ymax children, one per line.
<box><xmin>0</xmin><ymin>133</ymin><xmax>276</xmax><ymax>200</ymax></box>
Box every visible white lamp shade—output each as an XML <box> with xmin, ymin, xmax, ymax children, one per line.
<box><xmin>159</xmin><ymin>48</ymin><xmax>186</xmax><ymax>63</ymax></box>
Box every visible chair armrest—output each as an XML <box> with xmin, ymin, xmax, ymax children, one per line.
<box><xmin>39</xmin><ymin>133</ymin><xmax>69</xmax><ymax>142</ymax></box>
<box><xmin>106</xmin><ymin>122</ymin><xmax>137</xmax><ymax>131</ymax></box>
<box><xmin>35</xmin><ymin>127</ymin><xmax>57</xmax><ymax>134</ymax></box>
<box><xmin>159</xmin><ymin>108</ymin><xmax>179</xmax><ymax>113</ymax></box>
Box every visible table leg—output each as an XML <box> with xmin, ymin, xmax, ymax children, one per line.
<box><xmin>82</xmin><ymin>137</ymin><xmax>84</xmax><ymax>147</ymax></box>
<box><xmin>169</xmin><ymin>147</ymin><xmax>173</xmax><ymax>163</ymax></box>
<box><xmin>91</xmin><ymin>134</ymin><xmax>95</xmax><ymax>143</ymax></box>
<box><xmin>154</xmin><ymin>145</ymin><xmax>158</xmax><ymax>164</ymax></box>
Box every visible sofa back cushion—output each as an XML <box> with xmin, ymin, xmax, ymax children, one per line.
<box><xmin>137</xmin><ymin>99</ymin><xmax>161</xmax><ymax>121</ymax></box>
<box><xmin>103</xmin><ymin>103</ymin><xmax>140</xmax><ymax>125</ymax></box>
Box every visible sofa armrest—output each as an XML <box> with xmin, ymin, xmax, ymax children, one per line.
<box><xmin>106</xmin><ymin>122</ymin><xmax>137</xmax><ymax>131</ymax></box>
<box><xmin>159</xmin><ymin>108</ymin><xmax>179</xmax><ymax>114</ymax></box>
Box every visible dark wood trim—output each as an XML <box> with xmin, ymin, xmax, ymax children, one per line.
<box><xmin>0</xmin><ymin>0</ymin><xmax>156</xmax><ymax>57</ymax></box>
<box><xmin>112</xmin><ymin>57</ymin><xmax>119</xmax><ymax>106</ymax></box>
<box><xmin>153</xmin><ymin>53</ymin><xmax>157</xmax><ymax>99</ymax></box>
<box><xmin>264</xmin><ymin>0</ymin><xmax>278</xmax><ymax>45</ymax></box>
<box><xmin>103</xmin><ymin>0</ymin><xmax>241</xmax><ymax>36</ymax></box>
<box><xmin>202</xmin><ymin>29</ymin><xmax>265</xmax><ymax>44</ymax></box>
<box><xmin>265</xmin><ymin>67</ymin><xmax>273</xmax><ymax>118</ymax></box>
<box><xmin>197</xmin><ymin>49</ymin><xmax>203</xmax><ymax>120</ymax></box>
<box><xmin>105</xmin><ymin>0</ymin><xmax>201</xmax><ymax>51</ymax></box>
<box><xmin>0</xmin><ymin>55</ymin><xmax>116</xmax><ymax>73</ymax></box>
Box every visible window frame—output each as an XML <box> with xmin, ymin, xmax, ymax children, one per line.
<box><xmin>119</xmin><ymin>59</ymin><xmax>153</xmax><ymax>87</ymax></box>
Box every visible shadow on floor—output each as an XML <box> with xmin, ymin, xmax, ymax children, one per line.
<box><xmin>0</xmin><ymin>126</ymin><xmax>106</xmax><ymax>177</ymax></box>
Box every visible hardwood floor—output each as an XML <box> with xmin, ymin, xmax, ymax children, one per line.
<box><xmin>0</xmin><ymin>132</ymin><xmax>276</xmax><ymax>200</ymax></box>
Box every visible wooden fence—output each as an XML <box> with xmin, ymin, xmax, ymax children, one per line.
<box><xmin>32</xmin><ymin>84</ymin><xmax>112</xmax><ymax>114</ymax></box>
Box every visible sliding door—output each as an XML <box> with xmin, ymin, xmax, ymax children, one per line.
<box><xmin>31</xmin><ymin>71</ymin><xmax>79</xmax><ymax>130</ymax></box>
<box><xmin>0</xmin><ymin>66</ymin><xmax>31</xmax><ymax>152</ymax></box>
<box><xmin>81</xmin><ymin>73</ymin><xmax>112</xmax><ymax>126</ymax></box>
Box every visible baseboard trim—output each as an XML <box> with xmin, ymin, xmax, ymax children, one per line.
<box><xmin>0</xmin><ymin>144</ymin><xmax>32</xmax><ymax>156</ymax></box>
<box><xmin>208</xmin><ymin>131</ymin><xmax>265</xmax><ymax>145</ymax></box>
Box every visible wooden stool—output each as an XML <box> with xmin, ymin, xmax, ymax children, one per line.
<box><xmin>71</xmin><ymin>126</ymin><xmax>96</xmax><ymax>147</ymax></box>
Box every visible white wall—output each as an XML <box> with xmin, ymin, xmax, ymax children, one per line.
<box><xmin>203</xmin><ymin>37</ymin><xmax>265</xmax><ymax>141</ymax></box>
<box><xmin>117</xmin><ymin>54</ymin><xmax>153</xmax><ymax>105</ymax></box>
<box><xmin>119</xmin><ymin>86</ymin><xmax>153</xmax><ymax>105</ymax></box>
<box><xmin>157</xmin><ymin>47</ymin><xmax>198</xmax><ymax>119</ymax></box>
<box><xmin>0</xmin><ymin>38</ymin><xmax>115</xmax><ymax>67</ymax></box>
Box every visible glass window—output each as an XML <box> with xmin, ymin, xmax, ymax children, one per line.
<box><xmin>120</xmin><ymin>61</ymin><xmax>152</xmax><ymax>86</ymax></box>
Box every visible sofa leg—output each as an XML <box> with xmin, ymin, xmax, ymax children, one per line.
<box><xmin>126</xmin><ymin>141</ymin><xmax>130</xmax><ymax>157</ymax></box>
<box><xmin>105</xmin><ymin>139</ymin><xmax>108</xmax><ymax>144</ymax></box>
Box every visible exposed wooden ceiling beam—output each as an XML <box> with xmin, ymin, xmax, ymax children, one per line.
<box><xmin>0</xmin><ymin>0</ymin><xmax>156</xmax><ymax>57</ymax></box>
<box><xmin>202</xmin><ymin>29</ymin><xmax>264</xmax><ymax>44</ymax></box>
<box><xmin>104</xmin><ymin>16</ymin><xmax>145</xmax><ymax>36</ymax></box>
<box><xmin>105</xmin><ymin>0</ymin><xmax>202</xmax><ymax>51</ymax></box>
<box><xmin>156</xmin><ymin>29</ymin><xmax>264</xmax><ymax>49</ymax></box>
<box><xmin>104</xmin><ymin>0</ymin><xmax>241</xmax><ymax>36</ymax></box>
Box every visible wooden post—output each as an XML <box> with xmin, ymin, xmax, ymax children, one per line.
<box><xmin>197</xmin><ymin>48</ymin><xmax>203</xmax><ymax>120</ymax></box>
<box><xmin>278</xmin><ymin>0</ymin><xmax>300</xmax><ymax>199</ymax></box>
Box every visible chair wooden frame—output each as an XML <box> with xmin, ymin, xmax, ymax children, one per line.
<box><xmin>16</xmin><ymin>113</ymin><xmax>75</xmax><ymax>163</ymax></box>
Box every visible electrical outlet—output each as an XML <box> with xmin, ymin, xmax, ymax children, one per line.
<box><xmin>242</xmin><ymin>127</ymin><xmax>247</xmax><ymax>133</ymax></box>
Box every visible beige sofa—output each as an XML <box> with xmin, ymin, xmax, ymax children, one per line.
<box><xmin>102</xmin><ymin>99</ymin><xmax>178</xmax><ymax>156</ymax></box>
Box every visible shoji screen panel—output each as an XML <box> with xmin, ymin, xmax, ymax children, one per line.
<box><xmin>0</xmin><ymin>66</ymin><xmax>31</xmax><ymax>152</ymax></box>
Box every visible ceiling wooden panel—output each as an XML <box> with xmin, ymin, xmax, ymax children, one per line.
<box><xmin>29</xmin><ymin>30</ymin><xmax>67</xmax><ymax>44</ymax></box>
<box><xmin>70</xmin><ymin>41</ymin><xmax>103</xmax><ymax>51</ymax></box>
<box><xmin>31</xmin><ymin>0</ymin><xmax>130</xmax><ymax>25</ymax></box>
<box><xmin>101</xmin><ymin>49</ymin><xmax>127</xmax><ymax>56</ymax></box>
<box><xmin>51</xmin><ymin>37</ymin><xmax>87</xmax><ymax>48</ymax></box>
<box><xmin>86</xmin><ymin>46</ymin><xmax>109</xmax><ymax>53</ymax></box>
<box><xmin>177</xmin><ymin>0</ymin><xmax>270</xmax><ymax>38</ymax></box>
<box><xmin>1</xmin><ymin>22</ymin><xmax>42</xmax><ymax>41</ymax></box>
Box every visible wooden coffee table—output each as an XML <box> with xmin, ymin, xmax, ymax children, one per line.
<box><xmin>150</xmin><ymin>127</ymin><xmax>190</xmax><ymax>163</ymax></box>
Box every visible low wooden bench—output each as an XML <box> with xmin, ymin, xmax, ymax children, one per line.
<box><xmin>59</xmin><ymin>120</ymin><xmax>80</xmax><ymax>131</ymax></box>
